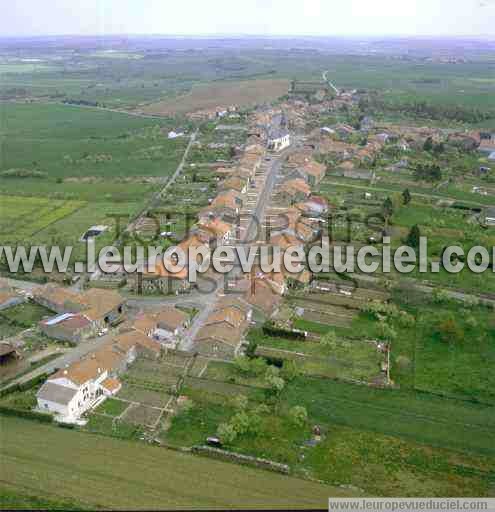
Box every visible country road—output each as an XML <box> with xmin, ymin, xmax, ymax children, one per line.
<box><xmin>124</xmin><ymin>128</ymin><xmax>198</xmax><ymax>237</ymax></box>
<box><xmin>0</xmin><ymin>332</ymin><xmax>116</xmax><ymax>393</ymax></box>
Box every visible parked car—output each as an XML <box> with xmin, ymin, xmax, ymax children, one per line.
<box><xmin>206</xmin><ymin>436</ymin><xmax>222</xmax><ymax>448</ymax></box>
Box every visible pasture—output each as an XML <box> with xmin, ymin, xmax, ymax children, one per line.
<box><xmin>284</xmin><ymin>376</ymin><xmax>495</xmax><ymax>457</ymax></box>
<box><xmin>0</xmin><ymin>415</ymin><xmax>344</xmax><ymax>509</ymax></box>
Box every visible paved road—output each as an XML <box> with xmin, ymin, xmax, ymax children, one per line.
<box><xmin>178</xmin><ymin>145</ymin><xmax>294</xmax><ymax>352</ymax></box>
<box><xmin>0</xmin><ymin>332</ymin><xmax>115</xmax><ymax>392</ymax></box>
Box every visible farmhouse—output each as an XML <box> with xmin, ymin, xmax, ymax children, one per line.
<box><xmin>36</xmin><ymin>345</ymin><xmax>124</xmax><ymax>423</ymax></box>
<box><xmin>36</xmin><ymin>333</ymin><xmax>161</xmax><ymax>422</ymax></box>
<box><xmin>195</xmin><ymin>323</ymin><xmax>244</xmax><ymax>359</ymax></box>
<box><xmin>39</xmin><ymin>313</ymin><xmax>95</xmax><ymax>344</ymax></box>
<box><xmin>279</xmin><ymin>179</ymin><xmax>311</xmax><ymax>204</ymax></box>
<box><xmin>302</xmin><ymin>160</ymin><xmax>326</xmax><ymax>186</ymax></box>
<box><xmin>197</xmin><ymin>219</ymin><xmax>234</xmax><ymax>245</ymax></box>
<box><xmin>214</xmin><ymin>296</ymin><xmax>253</xmax><ymax>322</ymax></box>
<box><xmin>32</xmin><ymin>284</ymin><xmax>79</xmax><ymax>314</ymax></box>
<box><xmin>245</xmin><ymin>278</ymin><xmax>281</xmax><ymax>317</ymax></box>
<box><xmin>139</xmin><ymin>258</ymin><xmax>190</xmax><ymax>294</ymax></box>
<box><xmin>131</xmin><ymin>306</ymin><xmax>189</xmax><ymax>341</ymax></box>
<box><xmin>205</xmin><ymin>306</ymin><xmax>246</xmax><ymax>330</ymax></box>
<box><xmin>33</xmin><ymin>285</ymin><xmax>126</xmax><ymax>334</ymax></box>
<box><xmin>156</xmin><ymin>307</ymin><xmax>190</xmax><ymax>337</ymax></box>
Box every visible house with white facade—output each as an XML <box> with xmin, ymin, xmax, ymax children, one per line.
<box><xmin>36</xmin><ymin>331</ymin><xmax>160</xmax><ymax>423</ymax></box>
<box><xmin>267</xmin><ymin>114</ymin><xmax>290</xmax><ymax>152</ymax></box>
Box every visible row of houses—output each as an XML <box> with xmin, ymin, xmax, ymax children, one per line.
<box><xmin>137</xmin><ymin>129</ymin><xmax>267</xmax><ymax>294</ymax></box>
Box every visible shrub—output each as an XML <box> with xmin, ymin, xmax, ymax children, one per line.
<box><xmin>281</xmin><ymin>360</ymin><xmax>300</xmax><ymax>382</ymax></box>
<box><xmin>320</xmin><ymin>330</ymin><xmax>338</xmax><ymax>350</ymax></box>
<box><xmin>289</xmin><ymin>406</ymin><xmax>308</xmax><ymax>427</ymax></box>
<box><xmin>217</xmin><ymin>422</ymin><xmax>237</xmax><ymax>444</ymax></box>
<box><xmin>231</xmin><ymin>394</ymin><xmax>249</xmax><ymax>411</ymax></box>
<box><xmin>230</xmin><ymin>411</ymin><xmax>251</xmax><ymax>436</ymax></box>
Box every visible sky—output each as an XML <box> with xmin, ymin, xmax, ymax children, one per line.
<box><xmin>1</xmin><ymin>0</ymin><xmax>494</xmax><ymax>38</ymax></box>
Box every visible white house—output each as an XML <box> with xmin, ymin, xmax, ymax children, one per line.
<box><xmin>268</xmin><ymin>128</ymin><xmax>290</xmax><ymax>152</ymax></box>
<box><xmin>36</xmin><ymin>347</ymin><xmax>123</xmax><ymax>423</ymax></box>
<box><xmin>36</xmin><ymin>331</ymin><xmax>160</xmax><ymax>423</ymax></box>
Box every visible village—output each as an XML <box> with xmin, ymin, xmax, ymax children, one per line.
<box><xmin>1</xmin><ymin>79</ymin><xmax>495</xmax><ymax>496</ymax></box>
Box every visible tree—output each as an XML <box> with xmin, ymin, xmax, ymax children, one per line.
<box><xmin>382</xmin><ymin>197</ymin><xmax>394</xmax><ymax>220</ymax></box>
<box><xmin>378</xmin><ymin>321</ymin><xmax>397</xmax><ymax>342</ymax></box>
<box><xmin>230</xmin><ymin>411</ymin><xmax>251</xmax><ymax>435</ymax></box>
<box><xmin>435</xmin><ymin>316</ymin><xmax>464</xmax><ymax>344</ymax></box>
<box><xmin>231</xmin><ymin>394</ymin><xmax>249</xmax><ymax>411</ymax></box>
<box><xmin>234</xmin><ymin>356</ymin><xmax>252</xmax><ymax>374</ymax></box>
<box><xmin>433</xmin><ymin>142</ymin><xmax>445</xmax><ymax>155</ymax></box>
<box><xmin>414</xmin><ymin>163</ymin><xmax>442</xmax><ymax>182</ymax></box>
<box><xmin>265</xmin><ymin>365</ymin><xmax>280</xmax><ymax>379</ymax></box>
<box><xmin>406</xmin><ymin>224</ymin><xmax>421</xmax><ymax>249</ymax></box>
<box><xmin>320</xmin><ymin>330</ymin><xmax>338</xmax><ymax>350</ymax></box>
<box><xmin>217</xmin><ymin>422</ymin><xmax>237</xmax><ymax>444</ymax></box>
<box><xmin>289</xmin><ymin>406</ymin><xmax>308</xmax><ymax>427</ymax></box>
<box><xmin>423</xmin><ymin>136</ymin><xmax>434</xmax><ymax>151</ymax></box>
<box><xmin>253</xmin><ymin>403</ymin><xmax>271</xmax><ymax>416</ymax></box>
<box><xmin>402</xmin><ymin>188</ymin><xmax>412</xmax><ymax>205</ymax></box>
<box><xmin>281</xmin><ymin>360</ymin><xmax>300</xmax><ymax>382</ymax></box>
<box><xmin>246</xmin><ymin>413</ymin><xmax>262</xmax><ymax>435</ymax></box>
<box><xmin>266</xmin><ymin>373</ymin><xmax>285</xmax><ymax>395</ymax></box>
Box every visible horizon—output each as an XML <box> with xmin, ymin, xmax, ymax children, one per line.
<box><xmin>2</xmin><ymin>1</ymin><xmax>494</xmax><ymax>39</ymax></box>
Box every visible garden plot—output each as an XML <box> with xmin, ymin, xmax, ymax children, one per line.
<box><xmin>117</xmin><ymin>383</ymin><xmax>172</xmax><ymax>409</ymax></box>
<box><xmin>187</xmin><ymin>355</ymin><xmax>210</xmax><ymax>377</ymax></box>
<box><xmin>123</xmin><ymin>358</ymin><xmax>185</xmax><ymax>391</ymax></box>
<box><xmin>184</xmin><ymin>376</ymin><xmax>262</xmax><ymax>398</ymax></box>
<box><xmin>256</xmin><ymin>339</ymin><xmax>385</xmax><ymax>383</ymax></box>
<box><xmin>121</xmin><ymin>403</ymin><xmax>163</xmax><ymax>427</ymax></box>
<box><xmin>289</xmin><ymin>299</ymin><xmax>357</xmax><ymax>328</ymax></box>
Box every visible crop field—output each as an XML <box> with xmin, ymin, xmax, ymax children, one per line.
<box><xmin>0</xmin><ymin>103</ymin><xmax>187</xmax><ymax>179</ymax></box>
<box><xmin>0</xmin><ymin>195</ymin><xmax>85</xmax><ymax>243</ymax></box>
<box><xmin>140</xmin><ymin>79</ymin><xmax>290</xmax><ymax>115</ymax></box>
<box><xmin>0</xmin><ymin>415</ymin><xmax>344</xmax><ymax>509</ymax></box>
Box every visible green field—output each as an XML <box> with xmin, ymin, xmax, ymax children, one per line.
<box><xmin>0</xmin><ymin>415</ymin><xmax>350</xmax><ymax>509</ymax></box>
<box><xmin>0</xmin><ymin>103</ymin><xmax>187</xmax><ymax>179</ymax></box>
<box><xmin>0</xmin><ymin>195</ymin><xmax>85</xmax><ymax>242</ymax></box>
<box><xmin>283</xmin><ymin>377</ymin><xmax>495</xmax><ymax>457</ymax></box>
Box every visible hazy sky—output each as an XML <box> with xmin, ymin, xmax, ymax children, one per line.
<box><xmin>2</xmin><ymin>0</ymin><xmax>494</xmax><ymax>37</ymax></box>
